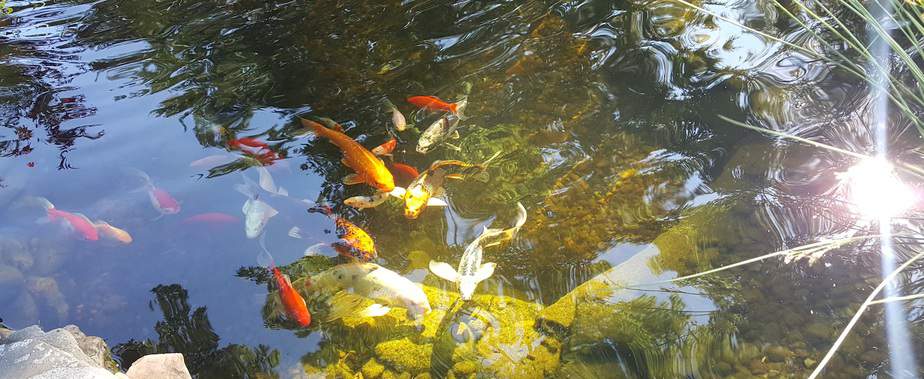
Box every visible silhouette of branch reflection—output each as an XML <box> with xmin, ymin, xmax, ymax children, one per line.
<box><xmin>112</xmin><ymin>284</ymin><xmax>280</xmax><ymax>378</ymax></box>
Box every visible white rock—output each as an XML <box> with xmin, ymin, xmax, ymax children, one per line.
<box><xmin>126</xmin><ymin>353</ymin><xmax>192</xmax><ymax>379</ymax></box>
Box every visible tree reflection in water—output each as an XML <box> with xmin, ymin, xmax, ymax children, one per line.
<box><xmin>112</xmin><ymin>284</ymin><xmax>280</xmax><ymax>378</ymax></box>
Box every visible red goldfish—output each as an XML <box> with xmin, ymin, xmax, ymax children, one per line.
<box><xmin>388</xmin><ymin>162</ymin><xmax>419</xmax><ymax>186</ymax></box>
<box><xmin>258</xmin><ymin>250</ymin><xmax>311</xmax><ymax>327</ymax></box>
<box><xmin>407</xmin><ymin>96</ymin><xmax>460</xmax><ymax>115</ymax></box>
<box><xmin>129</xmin><ymin>169</ymin><xmax>181</xmax><ymax>216</ymax></box>
<box><xmin>299</xmin><ymin>118</ymin><xmax>395</xmax><ymax>192</ymax></box>
<box><xmin>371</xmin><ymin>137</ymin><xmax>397</xmax><ymax>156</ymax></box>
<box><xmin>34</xmin><ymin>197</ymin><xmax>98</xmax><ymax>241</ymax></box>
<box><xmin>229</xmin><ymin>137</ymin><xmax>270</xmax><ymax>150</ymax></box>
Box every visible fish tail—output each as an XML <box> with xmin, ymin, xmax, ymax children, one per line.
<box><xmin>307</xmin><ymin>203</ymin><xmax>334</xmax><ymax>217</ymax></box>
<box><xmin>20</xmin><ymin>196</ymin><xmax>54</xmax><ymax>210</ymax></box>
<box><xmin>257</xmin><ymin>234</ymin><xmax>276</xmax><ymax>269</ymax></box>
<box><xmin>299</xmin><ymin>118</ymin><xmax>328</xmax><ymax>136</ymax></box>
<box><xmin>450</xmin><ymin>103</ymin><xmax>458</xmax><ymax>115</ymax></box>
<box><xmin>125</xmin><ymin>167</ymin><xmax>154</xmax><ymax>191</ymax></box>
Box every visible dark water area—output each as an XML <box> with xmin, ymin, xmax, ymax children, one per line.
<box><xmin>3</xmin><ymin>0</ymin><xmax>924</xmax><ymax>377</ymax></box>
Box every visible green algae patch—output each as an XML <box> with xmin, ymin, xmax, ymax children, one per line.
<box><xmin>375</xmin><ymin>338</ymin><xmax>433</xmax><ymax>373</ymax></box>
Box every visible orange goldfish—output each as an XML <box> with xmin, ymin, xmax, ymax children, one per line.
<box><xmin>299</xmin><ymin>118</ymin><xmax>395</xmax><ymax>192</ymax></box>
<box><xmin>371</xmin><ymin>137</ymin><xmax>397</xmax><ymax>156</ymax></box>
<box><xmin>407</xmin><ymin>96</ymin><xmax>460</xmax><ymax>115</ymax></box>
<box><xmin>258</xmin><ymin>250</ymin><xmax>311</xmax><ymax>327</ymax></box>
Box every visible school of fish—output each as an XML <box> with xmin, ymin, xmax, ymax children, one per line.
<box><xmin>21</xmin><ymin>94</ymin><xmax>526</xmax><ymax>331</ymax></box>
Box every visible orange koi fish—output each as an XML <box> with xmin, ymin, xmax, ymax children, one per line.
<box><xmin>407</xmin><ymin>96</ymin><xmax>460</xmax><ymax>115</ymax></box>
<box><xmin>258</xmin><ymin>249</ymin><xmax>311</xmax><ymax>327</ymax></box>
<box><xmin>299</xmin><ymin>118</ymin><xmax>395</xmax><ymax>192</ymax></box>
<box><xmin>371</xmin><ymin>137</ymin><xmax>397</xmax><ymax>156</ymax></box>
<box><xmin>33</xmin><ymin>197</ymin><xmax>99</xmax><ymax>241</ymax></box>
<box><xmin>229</xmin><ymin>137</ymin><xmax>270</xmax><ymax>150</ymax></box>
<box><xmin>388</xmin><ymin>162</ymin><xmax>419</xmax><ymax>186</ymax></box>
<box><xmin>310</xmin><ymin>206</ymin><xmax>377</xmax><ymax>262</ymax></box>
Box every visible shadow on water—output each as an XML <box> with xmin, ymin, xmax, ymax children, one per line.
<box><xmin>112</xmin><ymin>284</ymin><xmax>280</xmax><ymax>378</ymax></box>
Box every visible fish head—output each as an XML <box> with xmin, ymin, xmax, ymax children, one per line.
<box><xmin>403</xmin><ymin>184</ymin><xmax>431</xmax><ymax>219</ymax></box>
<box><xmin>243</xmin><ymin>199</ymin><xmax>277</xmax><ymax>238</ymax></box>
<box><xmin>415</xmin><ymin>141</ymin><xmax>432</xmax><ymax>154</ymax></box>
<box><xmin>405</xmin><ymin>297</ymin><xmax>432</xmax><ymax>320</ymax></box>
<box><xmin>343</xmin><ymin>196</ymin><xmax>367</xmax><ymax>208</ymax></box>
<box><xmin>458</xmin><ymin>276</ymin><xmax>478</xmax><ymax>301</ymax></box>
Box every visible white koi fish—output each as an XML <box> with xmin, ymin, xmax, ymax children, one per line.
<box><xmin>429</xmin><ymin>202</ymin><xmax>526</xmax><ymax>300</ymax></box>
<box><xmin>315</xmin><ymin>262</ymin><xmax>431</xmax><ymax>320</ymax></box>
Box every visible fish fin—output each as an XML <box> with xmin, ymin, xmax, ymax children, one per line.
<box><xmin>125</xmin><ymin>167</ymin><xmax>153</xmax><ymax>186</ymax></box>
<box><xmin>512</xmin><ymin>202</ymin><xmax>527</xmax><ymax>230</ymax></box>
<box><xmin>288</xmin><ymin>226</ymin><xmax>303</xmax><ymax>239</ymax></box>
<box><xmin>277</xmin><ymin>186</ymin><xmax>289</xmax><ymax>197</ymax></box>
<box><xmin>332</xmin><ymin>123</ymin><xmax>344</xmax><ymax>132</ymax></box>
<box><xmin>256</xmin><ymin>166</ymin><xmax>277</xmax><ymax>194</ymax></box>
<box><xmin>325</xmin><ymin>292</ymin><xmax>367</xmax><ymax>321</ymax></box>
<box><xmin>450</xmin><ymin>130</ymin><xmax>460</xmax><ymax>139</ymax></box>
<box><xmin>257</xmin><ymin>234</ymin><xmax>274</xmax><ymax>268</ymax></box>
<box><xmin>426</xmin><ymin>197</ymin><xmax>448</xmax><ymax>207</ymax></box>
<box><xmin>388</xmin><ymin>187</ymin><xmax>407</xmax><ymax>198</ymax></box>
<box><xmin>429</xmin><ymin>261</ymin><xmax>460</xmax><ymax>282</ymax></box>
<box><xmin>340</xmin><ymin>158</ymin><xmax>351</xmax><ymax>167</ymax></box>
<box><xmin>235</xmin><ymin>175</ymin><xmax>259</xmax><ymax>199</ymax></box>
<box><xmin>445</xmin><ymin>174</ymin><xmax>464</xmax><ymax>180</ymax></box>
<box><xmin>473</xmin><ymin>262</ymin><xmax>496</xmax><ymax>282</ymax></box>
<box><xmin>343</xmin><ymin>174</ymin><xmax>364</xmax><ymax>185</ymax></box>
<box><xmin>361</xmin><ymin>304</ymin><xmax>392</xmax><ymax>318</ymax></box>
<box><xmin>35</xmin><ymin>216</ymin><xmax>51</xmax><ymax>225</ymax></box>
<box><xmin>152</xmin><ymin>214</ymin><xmax>165</xmax><ymax>222</ymax></box>
<box><xmin>444</xmin><ymin>142</ymin><xmax>462</xmax><ymax>151</ymax></box>
<box><xmin>449</xmin><ymin>103</ymin><xmax>459</xmax><ymax>115</ymax></box>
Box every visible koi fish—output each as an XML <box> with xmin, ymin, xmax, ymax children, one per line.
<box><xmin>416</xmin><ymin>98</ymin><xmax>467</xmax><ymax>154</ymax></box>
<box><xmin>128</xmin><ymin>169</ymin><xmax>181</xmax><ymax>216</ymax></box>
<box><xmin>258</xmin><ymin>249</ymin><xmax>311</xmax><ymax>327</ymax></box>
<box><xmin>382</xmin><ymin>99</ymin><xmax>407</xmax><ymax>132</ymax></box>
<box><xmin>236</xmin><ymin>172</ymin><xmax>317</xmax><ymax>239</ymax></box>
<box><xmin>344</xmin><ymin>191</ymin><xmax>390</xmax><ymax>209</ymax></box>
<box><xmin>299</xmin><ymin>118</ymin><xmax>395</xmax><ymax>192</ymax></box>
<box><xmin>371</xmin><ymin>137</ymin><xmax>397</xmax><ymax>156</ymax></box>
<box><xmin>314</xmin><ymin>262</ymin><xmax>431</xmax><ymax>320</ymax></box>
<box><xmin>429</xmin><ymin>202</ymin><xmax>526</xmax><ymax>300</ymax></box>
<box><xmin>181</xmin><ymin>212</ymin><xmax>239</xmax><ymax>224</ymax></box>
<box><xmin>309</xmin><ymin>206</ymin><xmax>377</xmax><ymax>262</ymax></box>
<box><xmin>400</xmin><ymin>155</ymin><xmax>497</xmax><ymax>219</ymax></box>
<box><xmin>33</xmin><ymin>197</ymin><xmax>99</xmax><ymax>241</ymax></box>
<box><xmin>93</xmin><ymin>221</ymin><xmax>132</xmax><ymax>244</ymax></box>
<box><xmin>407</xmin><ymin>96</ymin><xmax>460</xmax><ymax>115</ymax></box>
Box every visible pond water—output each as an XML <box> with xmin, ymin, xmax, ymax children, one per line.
<box><xmin>2</xmin><ymin>0</ymin><xmax>924</xmax><ymax>377</ymax></box>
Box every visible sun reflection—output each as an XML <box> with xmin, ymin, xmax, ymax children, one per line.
<box><xmin>841</xmin><ymin>158</ymin><xmax>915</xmax><ymax>220</ymax></box>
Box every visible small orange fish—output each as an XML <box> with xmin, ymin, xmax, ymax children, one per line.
<box><xmin>272</xmin><ymin>266</ymin><xmax>311</xmax><ymax>327</ymax></box>
<box><xmin>258</xmin><ymin>250</ymin><xmax>311</xmax><ymax>327</ymax></box>
<box><xmin>229</xmin><ymin>137</ymin><xmax>270</xmax><ymax>150</ymax></box>
<box><xmin>300</xmin><ymin>118</ymin><xmax>395</xmax><ymax>192</ymax></box>
<box><xmin>94</xmin><ymin>221</ymin><xmax>133</xmax><ymax>244</ymax></box>
<box><xmin>371</xmin><ymin>137</ymin><xmax>397</xmax><ymax>156</ymax></box>
<box><xmin>407</xmin><ymin>96</ymin><xmax>459</xmax><ymax>115</ymax></box>
<box><xmin>388</xmin><ymin>162</ymin><xmax>419</xmax><ymax>186</ymax></box>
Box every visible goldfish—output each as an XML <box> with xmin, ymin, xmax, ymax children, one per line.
<box><xmin>429</xmin><ymin>202</ymin><xmax>526</xmax><ymax>300</ymax></box>
<box><xmin>33</xmin><ymin>197</ymin><xmax>98</xmax><ymax>241</ymax></box>
<box><xmin>388</xmin><ymin>162</ymin><xmax>420</xmax><ymax>186</ymax></box>
<box><xmin>407</xmin><ymin>96</ymin><xmax>461</xmax><ymax>115</ymax></box>
<box><xmin>128</xmin><ymin>169</ymin><xmax>181</xmax><ymax>216</ymax></box>
<box><xmin>416</xmin><ymin>98</ymin><xmax>467</xmax><ymax>154</ymax></box>
<box><xmin>314</xmin><ymin>262</ymin><xmax>431</xmax><ymax>320</ymax></box>
<box><xmin>93</xmin><ymin>221</ymin><xmax>132</xmax><ymax>244</ymax></box>
<box><xmin>310</xmin><ymin>206</ymin><xmax>377</xmax><ymax>262</ymax></box>
<box><xmin>236</xmin><ymin>171</ymin><xmax>318</xmax><ymax>240</ymax></box>
<box><xmin>371</xmin><ymin>137</ymin><xmax>397</xmax><ymax>156</ymax></box>
<box><xmin>181</xmin><ymin>212</ymin><xmax>239</xmax><ymax>224</ymax></box>
<box><xmin>382</xmin><ymin>99</ymin><xmax>407</xmax><ymax>132</ymax></box>
<box><xmin>229</xmin><ymin>137</ymin><xmax>270</xmax><ymax>150</ymax></box>
<box><xmin>400</xmin><ymin>155</ymin><xmax>496</xmax><ymax>219</ymax></box>
<box><xmin>299</xmin><ymin>118</ymin><xmax>395</xmax><ymax>192</ymax></box>
<box><xmin>258</xmin><ymin>249</ymin><xmax>311</xmax><ymax>327</ymax></box>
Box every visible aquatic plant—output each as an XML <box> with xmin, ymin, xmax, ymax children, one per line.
<box><xmin>673</xmin><ymin>0</ymin><xmax>924</xmax><ymax>136</ymax></box>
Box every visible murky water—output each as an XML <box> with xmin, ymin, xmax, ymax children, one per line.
<box><xmin>3</xmin><ymin>0</ymin><xmax>924</xmax><ymax>377</ymax></box>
